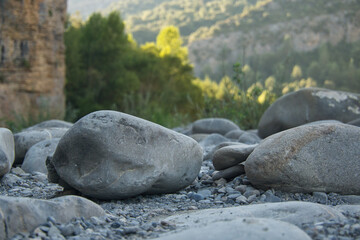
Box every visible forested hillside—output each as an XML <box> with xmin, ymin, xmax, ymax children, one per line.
<box><xmin>68</xmin><ymin>0</ymin><xmax>360</xmax><ymax>92</ymax></box>
<box><xmin>66</xmin><ymin>0</ymin><xmax>360</xmax><ymax>128</ymax></box>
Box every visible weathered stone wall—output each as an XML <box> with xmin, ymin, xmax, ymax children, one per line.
<box><xmin>0</xmin><ymin>0</ymin><xmax>66</xmax><ymax>124</ymax></box>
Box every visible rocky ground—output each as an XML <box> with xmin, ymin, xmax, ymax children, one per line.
<box><xmin>1</xmin><ymin>88</ymin><xmax>360</xmax><ymax>239</ymax></box>
<box><xmin>2</xmin><ymin>161</ymin><xmax>360</xmax><ymax>240</ymax></box>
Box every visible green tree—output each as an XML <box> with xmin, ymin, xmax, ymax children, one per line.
<box><xmin>65</xmin><ymin>12</ymin><xmax>140</xmax><ymax>119</ymax></box>
<box><xmin>156</xmin><ymin>26</ymin><xmax>188</xmax><ymax>62</ymax></box>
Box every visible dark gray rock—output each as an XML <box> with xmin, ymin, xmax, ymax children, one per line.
<box><xmin>238</xmin><ymin>132</ymin><xmax>261</xmax><ymax>144</ymax></box>
<box><xmin>0</xmin><ymin>195</ymin><xmax>105</xmax><ymax>239</ymax></box>
<box><xmin>154</xmin><ymin>217</ymin><xmax>311</xmax><ymax>240</ymax></box>
<box><xmin>21</xmin><ymin>138</ymin><xmax>60</xmax><ymax>174</ymax></box>
<box><xmin>199</xmin><ymin>134</ymin><xmax>230</xmax><ymax>161</ymax></box>
<box><xmin>212</xmin><ymin>165</ymin><xmax>245</xmax><ymax>180</ymax></box>
<box><xmin>213</xmin><ymin>143</ymin><xmax>257</xmax><ymax>170</ymax></box>
<box><xmin>245</xmin><ymin>123</ymin><xmax>360</xmax><ymax>194</ymax></box>
<box><xmin>192</xmin><ymin>118</ymin><xmax>240</xmax><ymax>135</ymax></box>
<box><xmin>258</xmin><ymin>88</ymin><xmax>360</xmax><ymax>138</ymax></box>
<box><xmin>0</xmin><ymin>128</ymin><xmax>14</xmax><ymax>177</ymax></box>
<box><xmin>199</xmin><ymin>134</ymin><xmax>229</xmax><ymax>148</ymax></box>
<box><xmin>347</xmin><ymin>118</ymin><xmax>360</xmax><ymax>127</ymax></box>
<box><xmin>51</xmin><ymin>111</ymin><xmax>203</xmax><ymax>200</ymax></box>
<box><xmin>14</xmin><ymin>128</ymin><xmax>68</xmax><ymax>164</ymax></box>
<box><xmin>224</xmin><ymin>129</ymin><xmax>245</xmax><ymax>139</ymax></box>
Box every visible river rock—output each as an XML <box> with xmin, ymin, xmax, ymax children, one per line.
<box><xmin>245</xmin><ymin>123</ymin><xmax>360</xmax><ymax>194</ymax></box>
<box><xmin>50</xmin><ymin>111</ymin><xmax>203</xmax><ymax>200</ymax></box>
<box><xmin>258</xmin><ymin>88</ymin><xmax>360</xmax><ymax>138</ymax></box>
<box><xmin>212</xmin><ymin>143</ymin><xmax>257</xmax><ymax>170</ymax></box>
<box><xmin>199</xmin><ymin>134</ymin><xmax>230</xmax><ymax>161</ymax></box>
<box><xmin>0</xmin><ymin>195</ymin><xmax>105</xmax><ymax>239</ymax></box>
<box><xmin>348</xmin><ymin>118</ymin><xmax>360</xmax><ymax>127</ymax></box>
<box><xmin>192</xmin><ymin>118</ymin><xmax>240</xmax><ymax>135</ymax></box>
<box><xmin>224</xmin><ymin>129</ymin><xmax>245</xmax><ymax>139</ymax></box>
<box><xmin>212</xmin><ymin>165</ymin><xmax>245</xmax><ymax>180</ymax></box>
<box><xmin>21</xmin><ymin>138</ymin><xmax>60</xmax><ymax>174</ymax></box>
<box><xmin>164</xmin><ymin>201</ymin><xmax>345</xmax><ymax>227</ymax></box>
<box><xmin>0</xmin><ymin>128</ymin><xmax>14</xmax><ymax>177</ymax></box>
<box><xmin>14</xmin><ymin>128</ymin><xmax>68</xmax><ymax>164</ymax></box>
<box><xmin>24</xmin><ymin>120</ymin><xmax>73</xmax><ymax>131</ymax></box>
<box><xmin>154</xmin><ymin>217</ymin><xmax>311</xmax><ymax>240</ymax></box>
<box><xmin>238</xmin><ymin>132</ymin><xmax>261</xmax><ymax>144</ymax></box>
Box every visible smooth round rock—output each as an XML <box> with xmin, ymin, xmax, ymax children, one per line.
<box><xmin>224</xmin><ymin>129</ymin><xmax>245</xmax><ymax>139</ymax></box>
<box><xmin>51</xmin><ymin>111</ymin><xmax>203</xmax><ymax>200</ymax></box>
<box><xmin>0</xmin><ymin>128</ymin><xmax>14</xmax><ymax>177</ymax></box>
<box><xmin>212</xmin><ymin>165</ymin><xmax>245</xmax><ymax>181</ymax></box>
<box><xmin>14</xmin><ymin>128</ymin><xmax>68</xmax><ymax>164</ymax></box>
<box><xmin>258</xmin><ymin>88</ymin><xmax>360</xmax><ymax>138</ymax></box>
<box><xmin>0</xmin><ymin>195</ymin><xmax>105</xmax><ymax>239</ymax></box>
<box><xmin>154</xmin><ymin>217</ymin><xmax>311</xmax><ymax>240</ymax></box>
<box><xmin>245</xmin><ymin>123</ymin><xmax>360</xmax><ymax>194</ymax></box>
<box><xmin>192</xmin><ymin>118</ymin><xmax>240</xmax><ymax>135</ymax></box>
<box><xmin>21</xmin><ymin>138</ymin><xmax>60</xmax><ymax>174</ymax></box>
<box><xmin>213</xmin><ymin>144</ymin><xmax>257</xmax><ymax>170</ymax></box>
<box><xmin>238</xmin><ymin>132</ymin><xmax>261</xmax><ymax>144</ymax></box>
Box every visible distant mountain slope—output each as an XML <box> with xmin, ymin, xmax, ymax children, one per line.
<box><xmin>67</xmin><ymin>0</ymin><xmax>118</xmax><ymax>18</ymax></box>
<box><xmin>67</xmin><ymin>0</ymin><xmax>360</xmax><ymax>84</ymax></box>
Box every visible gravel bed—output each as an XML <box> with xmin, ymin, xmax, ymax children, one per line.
<box><xmin>2</xmin><ymin>162</ymin><xmax>360</xmax><ymax>240</ymax></box>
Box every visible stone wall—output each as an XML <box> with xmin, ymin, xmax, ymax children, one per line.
<box><xmin>0</xmin><ymin>0</ymin><xmax>67</xmax><ymax>125</ymax></box>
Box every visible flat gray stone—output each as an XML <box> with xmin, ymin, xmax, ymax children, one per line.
<box><xmin>212</xmin><ymin>164</ymin><xmax>245</xmax><ymax>180</ymax></box>
<box><xmin>51</xmin><ymin>111</ymin><xmax>203</xmax><ymax>200</ymax></box>
<box><xmin>0</xmin><ymin>195</ymin><xmax>105</xmax><ymax>239</ymax></box>
<box><xmin>258</xmin><ymin>88</ymin><xmax>360</xmax><ymax>138</ymax></box>
<box><xmin>164</xmin><ymin>201</ymin><xmax>345</xmax><ymax>227</ymax></box>
<box><xmin>0</xmin><ymin>128</ymin><xmax>14</xmax><ymax>177</ymax></box>
<box><xmin>238</xmin><ymin>132</ymin><xmax>261</xmax><ymax>144</ymax></box>
<box><xmin>21</xmin><ymin>138</ymin><xmax>60</xmax><ymax>174</ymax></box>
<box><xmin>192</xmin><ymin>118</ymin><xmax>240</xmax><ymax>135</ymax></box>
<box><xmin>213</xmin><ymin>144</ymin><xmax>257</xmax><ymax>170</ymax></box>
<box><xmin>154</xmin><ymin>217</ymin><xmax>311</xmax><ymax>240</ymax></box>
<box><xmin>245</xmin><ymin>123</ymin><xmax>360</xmax><ymax>194</ymax></box>
<box><xmin>224</xmin><ymin>129</ymin><xmax>245</xmax><ymax>139</ymax></box>
<box><xmin>199</xmin><ymin>134</ymin><xmax>230</xmax><ymax>161</ymax></box>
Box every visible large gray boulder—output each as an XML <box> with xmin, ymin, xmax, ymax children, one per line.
<box><xmin>164</xmin><ymin>201</ymin><xmax>345</xmax><ymax>227</ymax></box>
<box><xmin>192</xmin><ymin>118</ymin><xmax>240</xmax><ymax>135</ymax></box>
<box><xmin>21</xmin><ymin>138</ymin><xmax>60</xmax><ymax>174</ymax></box>
<box><xmin>258</xmin><ymin>88</ymin><xmax>360</xmax><ymax>138</ymax></box>
<box><xmin>50</xmin><ymin>111</ymin><xmax>203</xmax><ymax>200</ymax></box>
<box><xmin>154</xmin><ymin>217</ymin><xmax>311</xmax><ymax>240</ymax></box>
<box><xmin>245</xmin><ymin>123</ymin><xmax>360</xmax><ymax>194</ymax></box>
<box><xmin>0</xmin><ymin>195</ymin><xmax>105</xmax><ymax>239</ymax></box>
<box><xmin>14</xmin><ymin>128</ymin><xmax>68</xmax><ymax>164</ymax></box>
<box><xmin>0</xmin><ymin>128</ymin><xmax>14</xmax><ymax>177</ymax></box>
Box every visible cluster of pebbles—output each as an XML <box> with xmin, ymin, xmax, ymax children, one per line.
<box><xmin>2</xmin><ymin>161</ymin><xmax>360</xmax><ymax>240</ymax></box>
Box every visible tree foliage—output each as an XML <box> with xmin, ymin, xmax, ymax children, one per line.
<box><xmin>65</xmin><ymin>12</ymin><xmax>202</xmax><ymax>126</ymax></box>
